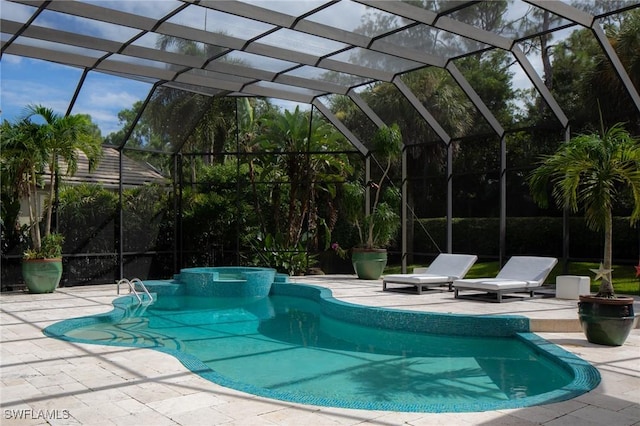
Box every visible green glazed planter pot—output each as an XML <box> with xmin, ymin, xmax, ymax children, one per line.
<box><xmin>578</xmin><ymin>295</ymin><xmax>638</xmax><ymax>346</ymax></box>
<box><xmin>22</xmin><ymin>258</ymin><xmax>63</xmax><ymax>294</ymax></box>
<box><xmin>351</xmin><ymin>248</ymin><xmax>387</xmax><ymax>280</ymax></box>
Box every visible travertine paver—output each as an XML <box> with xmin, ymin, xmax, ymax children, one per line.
<box><xmin>1</xmin><ymin>281</ymin><xmax>638</xmax><ymax>425</ymax></box>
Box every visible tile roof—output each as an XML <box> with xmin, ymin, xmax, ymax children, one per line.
<box><xmin>52</xmin><ymin>146</ymin><xmax>168</xmax><ymax>189</ymax></box>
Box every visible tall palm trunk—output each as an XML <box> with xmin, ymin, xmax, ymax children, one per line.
<box><xmin>598</xmin><ymin>210</ymin><xmax>615</xmax><ymax>297</ymax></box>
<box><xmin>45</xmin><ymin>159</ymin><xmax>56</xmax><ymax>237</ymax></box>
<box><xmin>27</xmin><ymin>170</ymin><xmax>41</xmax><ymax>251</ymax></box>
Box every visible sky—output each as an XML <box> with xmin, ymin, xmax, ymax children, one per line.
<box><xmin>1</xmin><ymin>55</ymin><xmax>152</xmax><ymax>136</ymax></box>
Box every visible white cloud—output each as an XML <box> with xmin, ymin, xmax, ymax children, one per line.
<box><xmin>88</xmin><ymin>89</ymin><xmax>140</xmax><ymax>110</ymax></box>
<box><xmin>2</xmin><ymin>55</ymin><xmax>23</xmax><ymax>65</ymax></box>
<box><xmin>74</xmin><ymin>107</ymin><xmax>122</xmax><ymax>135</ymax></box>
<box><xmin>0</xmin><ymin>79</ymin><xmax>72</xmax><ymax>121</ymax></box>
<box><xmin>72</xmin><ymin>82</ymin><xmax>150</xmax><ymax>135</ymax></box>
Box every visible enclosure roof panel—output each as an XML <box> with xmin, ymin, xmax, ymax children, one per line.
<box><xmin>1</xmin><ymin>0</ymin><xmax>638</xmax><ymax>121</ymax></box>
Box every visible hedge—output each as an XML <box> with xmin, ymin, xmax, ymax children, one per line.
<box><xmin>412</xmin><ymin>217</ymin><xmax>638</xmax><ymax>262</ymax></box>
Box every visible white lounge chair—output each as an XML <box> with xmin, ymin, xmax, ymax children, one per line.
<box><xmin>382</xmin><ymin>253</ymin><xmax>478</xmax><ymax>294</ymax></box>
<box><xmin>453</xmin><ymin>256</ymin><xmax>558</xmax><ymax>302</ymax></box>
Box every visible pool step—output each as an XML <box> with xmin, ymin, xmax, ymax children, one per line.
<box><xmin>530</xmin><ymin>318</ymin><xmax>582</xmax><ymax>332</ymax></box>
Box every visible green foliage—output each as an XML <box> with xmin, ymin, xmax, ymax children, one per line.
<box><xmin>24</xmin><ymin>233</ymin><xmax>64</xmax><ymax>259</ymax></box>
<box><xmin>0</xmin><ymin>104</ymin><xmax>102</xmax><ymax>254</ymax></box>
<box><xmin>588</xmin><ymin>9</ymin><xmax>640</xmax><ymax>130</ymax></box>
<box><xmin>57</xmin><ymin>184</ymin><xmax>118</xmax><ymax>254</ymax></box>
<box><xmin>528</xmin><ymin>123</ymin><xmax>640</xmax><ymax>296</ymax></box>
<box><xmin>414</xmin><ymin>216</ymin><xmax>638</xmax><ymax>261</ymax></box>
<box><xmin>58</xmin><ymin>183</ymin><xmax>118</xmax><ymax>224</ymax></box>
<box><xmin>523</xmin><ymin>10</ymin><xmax>640</xmax><ymax>131</ymax></box>
<box><xmin>244</xmin><ymin>106</ymin><xmax>354</xmax><ymax>258</ymax></box>
<box><xmin>529</xmin><ymin>124</ymin><xmax>640</xmax><ymax>228</ymax></box>
<box><xmin>363</xmin><ymin>189</ymin><xmax>401</xmax><ymax>246</ymax></box>
<box><xmin>341</xmin><ymin>124</ymin><xmax>402</xmax><ymax>249</ymax></box>
<box><xmin>122</xmin><ymin>184</ymin><xmax>171</xmax><ymax>252</ymax></box>
<box><xmin>247</xmin><ymin>232</ymin><xmax>316</xmax><ymax>276</ymax></box>
<box><xmin>545</xmin><ymin>28</ymin><xmax>602</xmax><ymax>128</ymax></box>
<box><xmin>454</xmin><ymin>51</ymin><xmax>515</xmax><ymax>127</ymax></box>
<box><xmin>181</xmin><ymin>161</ymin><xmax>256</xmax><ymax>264</ymax></box>
<box><xmin>341</xmin><ymin>183</ymin><xmax>401</xmax><ymax>250</ymax></box>
<box><xmin>53</xmin><ymin>184</ymin><xmax>118</xmax><ymax>283</ymax></box>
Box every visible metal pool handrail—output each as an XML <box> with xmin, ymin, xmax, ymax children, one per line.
<box><xmin>116</xmin><ymin>278</ymin><xmax>152</xmax><ymax>304</ymax></box>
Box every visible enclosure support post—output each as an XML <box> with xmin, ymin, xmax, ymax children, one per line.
<box><xmin>562</xmin><ymin>126</ymin><xmax>571</xmax><ymax>274</ymax></box>
<box><xmin>447</xmin><ymin>142</ymin><xmax>453</xmax><ymax>254</ymax></box>
<box><xmin>235</xmin><ymin>99</ymin><xmax>241</xmax><ymax>265</ymax></box>
<box><xmin>499</xmin><ymin>134</ymin><xmax>506</xmax><ymax>267</ymax></box>
<box><xmin>172</xmin><ymin>153</ymin><xmax>178</xmax><ymax>274</ymax></box>
<box><xmin>117</xmin><ymin>150</ymin><xmax>123</xmax><ymax>281</ymax></box>
<box><xmin>365</xmin><ymin>155</ymin><xmax>371</xmax><ymax>217</ymax></box>
<box><xmin>401</xmin><ymin>146</ymin><xmax>408</xmax><ymax>273</ymax></box>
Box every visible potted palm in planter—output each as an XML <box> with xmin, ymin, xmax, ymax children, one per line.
<box><xmin>1</xmin><ymin>105</ymin><xmax>102</xmax><ymax>293</ymax></box>
<box><xmin>528</xmin><ymin>122</ymin><xmax>640</xmax><ymax>346</ymax></box>
<box><xmin>341</xmin><ymin>124</ymin><xmax>402</xmax><ymax>279</ymax></box>
<box><xmin>22</xmin><ymin>233</ymin><xmax>65</xmax><ymax>293</ymax></box>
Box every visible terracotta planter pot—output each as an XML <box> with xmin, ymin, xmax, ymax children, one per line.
<box><xmin>22</xmin><ymin>258</ymin><xmax>63</xmax><ymax>294</ymax></box>
<box><xmin>578</xmin><ymin>295</ymin><xmax>638</xmax><ymax>346</ymax></box>
<box><xmin>351</xmin><ymin>248</ymin><xmax>387</xmax><ymax>280</ymax></box>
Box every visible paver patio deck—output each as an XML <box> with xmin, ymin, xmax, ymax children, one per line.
<box><xmin>1</xmin><ymin>277</ymin><xmax>638</xmax><ymax>425</ymax></box>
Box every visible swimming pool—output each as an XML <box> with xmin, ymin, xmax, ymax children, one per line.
<box><xmin>44</xmin><ymin>282</ymin><xmax>600</xmax><ymax>413</ymax></box>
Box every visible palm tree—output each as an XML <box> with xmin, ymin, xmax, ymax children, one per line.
<box><xmin>1</xmin><ymin>118</ymin><xmax>47</xmax><ymax>249</ymax></box>
<box><xmin>2</xmin><ymin>105</ymin><xmax>102</xmax><ymax>253</ymax></box>
<box><xmin>254</xmin><ymin>107</ymin><xmax>354</xmax><ymax>250</ymax></box>
<box><xmin>528</xmin><ymin>123</ymin><xmax>640</xmax><ymax>297</ymax></box>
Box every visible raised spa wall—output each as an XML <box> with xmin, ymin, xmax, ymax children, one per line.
<box><xmin>138</xmin><ymin>267</ymin><xmax>289</xmax><ymax>298</ymax></box>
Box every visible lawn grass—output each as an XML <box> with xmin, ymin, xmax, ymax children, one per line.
<box><xmin>385</xmin><ymin>261</ymin><xmax>640</xmax><ymax>296</ymax></box>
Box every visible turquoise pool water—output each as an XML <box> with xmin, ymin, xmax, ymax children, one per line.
<box><xmin>44</xmin><ymin>283</ymin><xmax>600</xmax><ymax>413</ymax></box>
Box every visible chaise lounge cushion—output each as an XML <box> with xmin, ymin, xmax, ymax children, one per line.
<box><xmin>383</xmin><ymin>253</ymin><xmax>477</xmax><ymax>294</ymax></box>
<box><xmin>451</xmin><ymin>278</ymin><xmax>538</xmax><ymax>290</ymax></box>
<box><xmin>453</xmin><ymin>256</ymin><xmax>558</xmax><ymax>302</ymax></box>
<box><xmin>383</xmin><ymin>274</ymin><xmax>452</xmax><ymax>285</ymax></box>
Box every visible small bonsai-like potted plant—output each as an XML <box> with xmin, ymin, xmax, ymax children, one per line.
<box><xmin>528</xmin><ymin>121</ymin><xmax>640</xmax><ymax>346</ymax></box>
<box><xmin>1</xmin><ymin>105</ymin><xmax>101</xmax><ymax>293</ymax></box>
<box><xmin>341</xmin><ymin>123</ymin><xmax>403</xmax><ymax>279</ymax></box>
